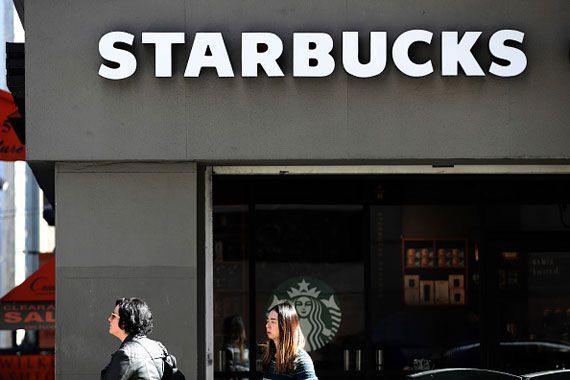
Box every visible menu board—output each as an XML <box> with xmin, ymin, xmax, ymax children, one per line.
<box><xmin>528</xmin><ymin>252</ymin><xmax>570</xmax><ymax>294</ymax></box>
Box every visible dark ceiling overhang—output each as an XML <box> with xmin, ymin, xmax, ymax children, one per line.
<box><xmin>13</xmin><ymin>0</ymin><xmax>23</xmax><ymax>26</ymax></box>
<box><xmin>28</xmin><ymin>161</ymin><xmax>55</xmax><ymax>223</ymax></box>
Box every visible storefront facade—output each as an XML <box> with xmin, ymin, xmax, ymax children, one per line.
<box><xmin>24</xmin><ymin>0</ymin><xmax>569</xmax><ymax>379</ymax></box>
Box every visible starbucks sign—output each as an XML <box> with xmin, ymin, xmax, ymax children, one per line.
<box><xmin>267</xmin><ymin>277</ymin><xmax>341</xmax><ymax>352</ymax></box>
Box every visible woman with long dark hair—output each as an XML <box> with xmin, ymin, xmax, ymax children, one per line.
<box><xmin>262</xmin><ymin>301</ymin><xmax>318</xmax><ymax>380</ymax></box>
<box><xmin>222</xmin><ymin>314</ymin><xmax>249</xmax><ymax>372</ymax></box>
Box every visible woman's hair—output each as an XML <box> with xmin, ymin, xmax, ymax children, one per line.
<box><xmin>262</xmin><ymin>301</ymin><xmax>305</xmax><ymax>374</ymax></box>
<box><xmin>223</xmin><ymin>314</ymin><xmax>247</xmax><ymax>363</ymax></box>
<box><xmin>115</xmin><ymin>297</ymin><xmax>154</xmax><ymax>336</ymax></box>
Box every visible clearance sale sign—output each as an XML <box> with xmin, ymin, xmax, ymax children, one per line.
<box><xmin>0</xmin><ymin>256</ymin><xmax>55</xmax><ymax>330</ymax></box>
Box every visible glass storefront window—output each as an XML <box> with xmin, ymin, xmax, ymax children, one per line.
<box><xmin>370</xmin><ymin>206</ymin><xmax>481</xmax><ymax>373</ymax></box>
<box><xmin>213</xmin><ymin>205</ymin><xmax>250</xmax><ymax>377</ymax></box>
<box><xmin>213</xmin><ymin>177</ymin><xmax>570</xmax><ymax>379</ymax></box>
<box><xmin>489</xmin><ymin>204</ymin><xmax>570</xmax><ymax>374</ymax></box>
<box><xmin>254</xmin><ymin>205</ymin><xmax>364</xmax><ymax>376</ymax></box>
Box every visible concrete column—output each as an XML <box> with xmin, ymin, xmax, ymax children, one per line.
<box><xmin>55</xmin><ymin>162</ymin><xmax>198</xmax><ymax>379</ymax></box>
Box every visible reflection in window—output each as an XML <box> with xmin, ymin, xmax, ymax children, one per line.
<box><xmin>213</xmin><ymin>206</ymin><xmax>249</xmax><ymax>376</ymax></box>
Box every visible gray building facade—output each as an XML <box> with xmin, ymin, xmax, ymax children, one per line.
<box><xmin>23</xmin><ymin>0</ymin><xmax>570</xmax><ymax>379</ymax></box>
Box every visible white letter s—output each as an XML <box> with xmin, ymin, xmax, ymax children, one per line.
<box><xmin>99</xmin><ymin>31</ymin><xmax>137</xmax><ymax>80</ymax></box>
<box><xmin>489</xmin><ymin>30</ymin><xmax>527</xmax><ymax>77</ymax></box>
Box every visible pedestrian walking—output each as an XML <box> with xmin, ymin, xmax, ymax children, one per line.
<box><xmin>101</xmin><ymin>297</ymin><xmax>175</xmax><ymax>380</ymax></box>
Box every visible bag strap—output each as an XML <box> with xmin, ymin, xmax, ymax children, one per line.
<box><xmin>133</xmin><ymin>339</ymin><xmax>163</xmax><ymax>376</ymax></box>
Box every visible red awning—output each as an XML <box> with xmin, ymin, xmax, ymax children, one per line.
<box><xmin>0</xmin><ymin>256</ymin><xmax>55</xmax><ymax>330</ymax></box>
<box><xmin>0</xmin><ymin>89</ymin><xmax>25</xmax><ymax>161</ymax></box>
<box><xmin>1</xmin><ymin>256</ymin><xmax>54</xmax><ymax>302</ymax></box>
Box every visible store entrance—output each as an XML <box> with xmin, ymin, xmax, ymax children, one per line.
<box><xmin>212</xmin><ymin>174</ymin><xmax>570</xmax><ymax>380</ymax></box>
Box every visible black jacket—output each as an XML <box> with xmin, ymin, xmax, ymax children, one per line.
<box><xmin>101</xmin><ymin>335</ymin><xmax>165</xmax><ymax>380</ymax></box>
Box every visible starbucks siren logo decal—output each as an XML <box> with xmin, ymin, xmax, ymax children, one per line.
<box><xmin>267</xmin><ymin>277</ymin><xmax>341</xmax><ymax>352</ymax></box>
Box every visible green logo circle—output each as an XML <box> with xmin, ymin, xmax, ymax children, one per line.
<box><xmin>267</xmin><ymin>277</ymin><xmax>342</xmax><ymax>352</ymax></box>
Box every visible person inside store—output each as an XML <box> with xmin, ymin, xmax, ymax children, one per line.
<box><xmin>101</xmin><ymin>297</ymin><xmax>175</xmax><ymax>380</ymax></box>
<box><xmin>262</xmin><ymin>301</ymin><xmax>318</xmax><ymax>380</ymax></box>
<box><xmin>222</xmin><ymin>314</ymin><xmax>250</xmax><ymax>372</ymax></box>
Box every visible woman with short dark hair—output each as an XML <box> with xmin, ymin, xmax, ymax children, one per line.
<box><xmin>114</xmin><ymin>297</ymin><xmax>154</xmax><ymax>337</ymax></box>
<box><xmin>262</xmin><ymin>301</ymin><xmax>318</xmax><ymax>380</ymax></box>
<box><xmin>101</xmin><ymin>297</ymin><xmax>170</xmax><ymax>380</ymax></box>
